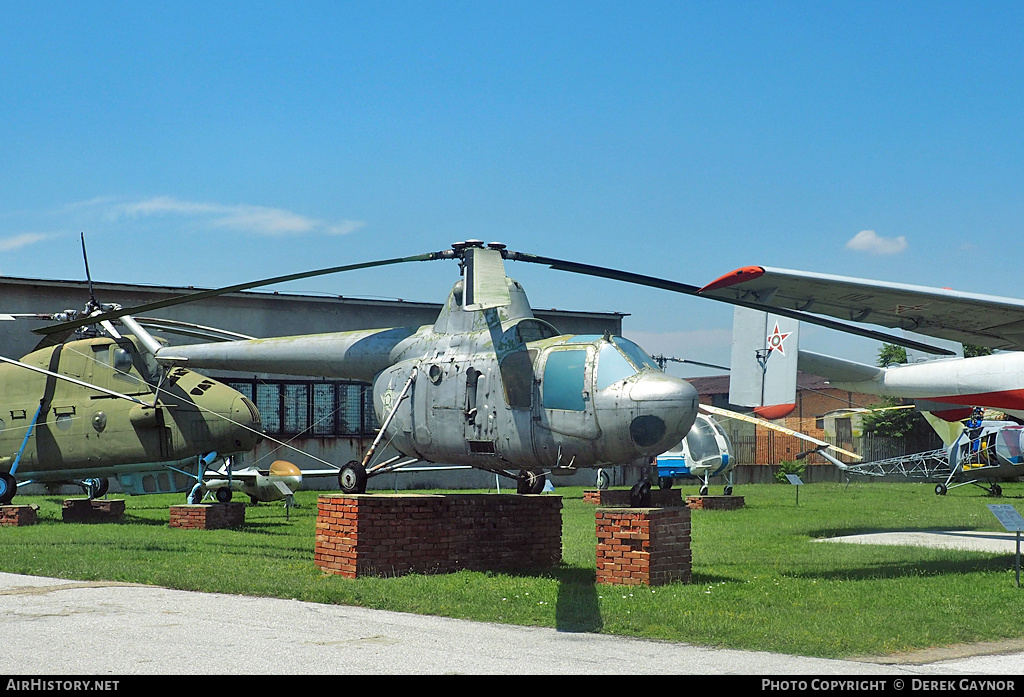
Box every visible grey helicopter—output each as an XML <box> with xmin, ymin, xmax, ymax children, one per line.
<box><xmin>35</xmin><ymin>241</ymin><xmax>701</xmax><ymax>496</ymax></box>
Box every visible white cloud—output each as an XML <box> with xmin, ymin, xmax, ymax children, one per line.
<box><xmin>0</xmin><ymin>232</ymin><xmax>54</xmax><ymax>251</ymax></box>
<box><xmin>844</xmin><ymin>229</ymin><xmax>907</xmax><ymax>255</ymax></box>
<box><xmin>104</xmin><ymin>196</ymin><xmax>365</xmax><ymax>237</ymax></box>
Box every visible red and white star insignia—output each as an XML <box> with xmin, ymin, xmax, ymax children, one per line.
<box><xmin>766</xmin><ymin>323</ymin><xmax>791</xmax><ymax>355</ymax></box>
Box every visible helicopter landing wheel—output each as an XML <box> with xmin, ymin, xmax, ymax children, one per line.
<box><xmin>0</xmin><ymin>473</ymin><xmax>17</xmax><ymax>505</ymax></box>
<box><xmin>85</xmin><ymin>477</ymin><xmax>109</xmax><ymax>499</ymax></box>
<box><xmin>724</xmin><ymin>485</ymin><xmax>734</xmax><ymax>496</ymax></box>
<box><xmin>596</xmin><ymin>469</ymin><xmax>610</xmax><ymax>490</ymax></box>
<box><xmin>339</xmin><ymin>461</ymin><xmax>368</xmax><ymax>494</ymax></box>
<box><xmin>216</xmin><ymin>487</ymin><xmax>233</xmax><ymax>503</ymax></box>
<box><xmin>517</xmin><ymin>470</ymin><xmax>545</xmax><ymax>495</ymax></box>
<box><xmin>991</xmin><ymin>484</ymin><xmax>1003</xmax><ymax>497</ymax></box>
<box><xmin>935</xmin><ymin>484</ymin><xmax>948</xmax><ymax>496</ymax></box>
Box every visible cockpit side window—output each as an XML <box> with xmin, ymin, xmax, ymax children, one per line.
<box><xmin>996</xmin><ymin>426</ymin><xmax>1024</xmax><ymax>464</ymax></box>
<box><xmin>542</xmin><ymin>349</ymin><xmax>588</xmax><ymax>411</ymax></box>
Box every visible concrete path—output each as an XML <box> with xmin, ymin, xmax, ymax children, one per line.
<box><xmin>821</xmin><ymin>530</ymin><xmax>1022</xmax><ymax>554</ymax></box>
<box><xmin>1</xmin><ymin>572</ymin><xmax>1022</xmax><ymax>675</ymax></box>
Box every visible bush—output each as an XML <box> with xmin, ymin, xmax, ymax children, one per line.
<box><xmin>774</xmin><ymin>459</ymin><xmax>805</xmax><ymax>484</ymax></box>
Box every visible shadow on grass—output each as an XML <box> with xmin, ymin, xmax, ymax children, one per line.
<box><xmin>795</xmin><ymin>554</ymin><xmax>1010</xmax><ymax>581</ymax></box>
<box><xmin>553</xmin><ymin>566</ymin><xmax>603</xmax><ymax>633</ymax></box>
<box><xmin>807</xmin><ymin>525</ymin><xmax>978</xmax><ymax>539</ymax></box>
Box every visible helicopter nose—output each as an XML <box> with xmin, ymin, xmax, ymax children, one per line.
<box><xmin>627</xmin><ymin>374</ymin><xmax>699</xmax><ymax>453</ymax></box>
<box><xmin>231</xmin><ymin>395</ymin><xmax>264</xmax><ymax>448</ymax></box>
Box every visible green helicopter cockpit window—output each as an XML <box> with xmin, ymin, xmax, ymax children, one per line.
<box><xmin>612</xmin><ymin>337</ymin><xmax>659</xmax><ymax>371</ymax></box>
<box><xmin>542</xmin><ymin>349</ymin><xmax>588</xmax><ymax>411</ymax></box>
<box><xmin>596</xmin><ymin>343</ymin><xmax>637</xmax><ymax>390</ymax></box>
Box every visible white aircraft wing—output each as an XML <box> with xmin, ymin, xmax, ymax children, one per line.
<box><xmin>700</xmin><ymin>266</ymin><xmax>1024</xmax><ymax>351</ymax></box>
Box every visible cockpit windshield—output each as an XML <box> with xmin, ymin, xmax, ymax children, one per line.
<box><xmin>612</xmin><ymin>337</ymin><xmax>660</xmax><ymax>371</ymax></box>
<box><xmin>596</xmin><ymin>343</ymin><xmax>637</xmax><ymax>390</ymax></box>
<box><xmin>592</xmin><ymin>336</ymin><xmax>661</xmax><ymax>390</ymax></box>
<box><xmin>685</xmin><ymin>417</ymin><xmax>721</xmax><ymax>463</ymax></box>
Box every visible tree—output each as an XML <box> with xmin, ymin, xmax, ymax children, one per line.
<box><xmin>861</xmin><ymin>344</ymin><xmax>936</xmax><ymax>449</ymax></box>
<box><xmin>964</xmin><ymin>344</ymin><xmax>993</xmax><ymax>358</ymax></box>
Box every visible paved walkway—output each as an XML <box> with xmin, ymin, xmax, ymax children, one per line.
<box><xmin>1</xmin><ymin>572</ymin><xmax>1021</xmax><ymax>675</ymax></box>
<box><xmin>821</xmin><ymin>530</ymin><xmax>1023</xmax><ymax>554</ymax></box>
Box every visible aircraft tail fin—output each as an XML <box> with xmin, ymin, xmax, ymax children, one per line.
<box><xmin>729</xmin><ymin>307</ymin><xmax>799</xmax><ymax>418</ymax></box>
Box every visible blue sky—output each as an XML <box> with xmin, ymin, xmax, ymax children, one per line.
<box><xmin>2</xmin><ymin>2</ymin><xmax>1022</xmax><ymax>375</ymax></box>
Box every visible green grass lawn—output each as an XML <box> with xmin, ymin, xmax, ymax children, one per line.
<box><xmin>2</xmin><ymin>481</ymin><xmax>1023</xmax><ymax>659</ymax></box>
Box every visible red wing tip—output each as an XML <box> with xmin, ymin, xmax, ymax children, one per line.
<box><xmin>753</xmin><ymin>403</ymin><xmax>796</xmax><ymax>420</ymax></box>
<box><xmin>699</xmin><ymin>266</ymin><xmax>766</xmax><ymax>293</ymax></box>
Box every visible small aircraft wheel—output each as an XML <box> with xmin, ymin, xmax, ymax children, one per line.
<box><xmin>0</xmin><ymin>472</ymin><xmax>17</xmax><ymax>505</ymax></box>
<box><xmin>531</xmin><ymin>473</ymin><xmax>547</xmax><ymax>494</ymax></box>
<box><xmin>935</xmin><ymin>484</ymin><xmax>947</xmax><ymax>496</ymax></box>
<box><xmin>517</xmin><ymin>470</ymin><xmax>544</xmax><ymax>494</ymax></box>
<box><xmin>658</xmin><ymin>477</ymin><xmax>674</xmax><ymax>490</ymax></box>
<box><xmin>596</xmin><ymin>468</ymin><xmax>610</xmax><ymax>490</ymax></box>
<box><xmin>86</xmin><ymin>477</ymin><xmax>109</xmax><ymax>499</ymax></box>
<box><xmin>699</xmin><ymin>485</ymin><xmax>709</xmax><ymax>496</ymax></box>
<box><xmin>339</xmin><ymin>461</ymin><xmax>368</xmax><ymax>494</ymax></box>
<box><xmin>216</xmin><ymin>487</ymin><xmax>233</xmax><ymax>503</ymax></box>
<box><xmin>724</xmin><ymin>486</ymin><xmax>734</xmax><ymax>496</ymax></box>
<box><xmin>991</xmin><ymin>484</ymin><xmax>1003</xmax><ymax>497</ymax></box>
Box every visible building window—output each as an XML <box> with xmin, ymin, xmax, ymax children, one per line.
<box><xmin>225</xmin><ymin>379</ymin><xmax>379</xmax><ymax>437</ymax></box>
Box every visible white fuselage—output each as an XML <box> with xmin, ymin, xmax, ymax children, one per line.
<box><xmin>809</xmin><ymin>351</ymin><xmax>1024</xmax><ymax>419</ymax></box>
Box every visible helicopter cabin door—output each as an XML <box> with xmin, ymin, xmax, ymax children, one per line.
<box><xmin>533</xmin><ymin>346</ymin><xmax>600</xmax><ymax>454</ymax></box>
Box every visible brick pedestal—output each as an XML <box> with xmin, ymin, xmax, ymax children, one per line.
<box><xmin>169</xmin><ymin>503</ymin><xmax>246</xmax><ymax>529</ymax></box>
<box><xmin>316</xmin><ymin>494</ymin><xmax>562</xmax><ymax>578</ymax></box>
<box><xmin>61</xmin><ymin>498</ymin><xmax>125</xmax><ymax>522</ymax></box>
<box><xmin>0</xmin><ymin>505</ymin><xmax>38</xmax><ymax>526</ymax></box>
<box><xmin>595</xmin><ymin>507</ymin><xmax>691</xmax><ymax>586</ymax></box>
<box><xmin>583</xmin><ymin>489</ymin><xmax>684</xmax><ymax>507</ymax></box>
<box><xmin>685</xmin><ymin>495</ymin><xmax>745</xmax><ymax>510</ymax></box>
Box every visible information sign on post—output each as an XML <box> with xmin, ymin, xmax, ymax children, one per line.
<box><xmin>987</xmin><ymin>504</ymin><xmax>1024</xmax><ymax>587</ymax></box>
<box><xmin>785</xmin><ymin>474</ymin><xmax>803</xmax><ymax>506</ymax></box>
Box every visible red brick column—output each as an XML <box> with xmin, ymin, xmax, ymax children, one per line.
<box><xmin>583</xmin><ymin>489</ymin><xmax>684</xmax><ymax>507</ymax></box>
<box><xmin>169</xmin><ymin>503</ymin><xmax>246</xmax><ymax>529</ymax></box>
<box><xmin>315</xmin><ymin>494</ymin><xmax>562</xmax><ymax>578</ymax></box>
<box><xmin>61</xmin><ymin>498</ymin><xmax>126</xmax><ymax>522</ymax></box>
<box><xmin>0</xmin><ymin>505</ymin><xmax>38</xmax><ymax>526</ymax></box>
<box><xmin>595</xmin><ymin>507</ymin><xmax>691</xmax><ymax>586</ymax></box>
<box><xmin>685</xmin><ymin>495</ymin><xmax>745</xmax><ymax>510</ymax></box>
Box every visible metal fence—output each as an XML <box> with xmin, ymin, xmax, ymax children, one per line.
<box><xmin>730</xmin><ymin>431</ymin><xmax>945</xmax><ymax>466</ymax></box>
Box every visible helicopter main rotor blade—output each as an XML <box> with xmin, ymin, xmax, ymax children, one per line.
<box><xmin>699</xmin><ymin>403</ymin><xmax>862</xmax><ymax>461</ymax></box>
<box><xmin>131</xmin><ymin>317</ymin><xmax>258</xmax><ymax>343</ymax></box>
<box><xmin>503</xmin><ymin>251</ymin><xmax>957</xmax><ymax>356</ymax></box>
<box><xmin>33</xmin><ymin>252</ymin><xmax>444</xmax><ymax>336</ymax></box>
